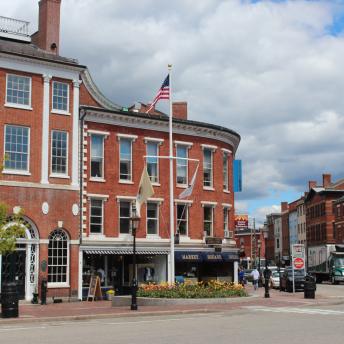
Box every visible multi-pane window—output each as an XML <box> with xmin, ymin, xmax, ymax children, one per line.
<box><xmin>176</xmin><ymin>204</ymin><xmax>188</xmax><ymax>236</ymax></box>
<box><xmin>52</xmin><ymin>81</ymin><xmax>69</xmax><ymax>112</ymax></box>
<box><xmin>176</xmin><ymin>145</ymin><xmax>187</xmax><ymax>185</ymax></box>
<box><xmin>146</xmin><ymin>142</ymin><xmax>158</xmax><ymax>183</ymax></box>
<box><xmin>6</xmin><ymin>74</ymin><xmax>31</xmax><ymax>106</ymax></box>
<box><xmin>223</xmin><ymin>208</ymin><xmax>229</xmax><ymax>231</ymax></box>
<box><xmin>119</xmin><ymin>139</ymin><xmax>132</xmax><ymax>181</ymax></box>
<box><xmin>203</xmin><ymin>148</ymin><xmax>213</xmax><ymax>187</ymax></box>
<box><xmin>48</xmin><ymin>229</ymin><xmax>69</xmax><ymax>284</ymax></box>
<box><xmin>51</xmin><ymin>131</ymin><xmax>68</xmax><ymax>175</ymax></box>
<box><xmin>203</xmin><ymin>206</ymin><xmax>213</xmax><ymax>236</ymax></box>
<box><xmin>223</xmin><ymin>152</ymin><xmax>229</xmax><ymax>190</ymax></box>
<box><xmin>119</xmin><ymin>201</ymin><xmax>131</xmax><ymax>234</ymax></box>
<box><xmin>4</xmin><ymin>125</ymin><xmax>29</xmax><ymax>171</ymax></box>
<box><xmin>147</xmin><ymin>202</ymin><xmax>159</xmax><ymax>235</ymax></box>
<box><xmin>90</xmin><ymin>199</ymin><xmax>103</xmax><ymax>234</ymax></box>
<box><xmin>91</xmin><ymin>135</ymin><xmax>104</xmax><ymax>178</ymax></box>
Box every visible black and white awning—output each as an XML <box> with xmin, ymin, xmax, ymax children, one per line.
<box><xmin>82</xmin><ymin>247</ymin><xmax>169</xmax><ymax>255</ymax></box>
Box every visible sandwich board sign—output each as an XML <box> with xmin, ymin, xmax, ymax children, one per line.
<box><xmin>87</xmin><ymin>275</ymin><xmax>102</xmax><ymax>301</ymax></box>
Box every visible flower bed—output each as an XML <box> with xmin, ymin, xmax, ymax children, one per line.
<box><xmin>137</xmin><ymin>280</ymin><xmax>247</xmax><ymax>298</ymax></box>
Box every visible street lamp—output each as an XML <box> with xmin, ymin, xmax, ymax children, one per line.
<box><xmin>130</xmin><ymin>205</ymin><xmax>141</xmax><ymax>311</ymax></box>
<box><xmin>257</xmin><ymin>239</ymin><xmax>261</xmax><ymax>287</ymax></box>
<box><xmin>263</xmin><ymin>227</ymin><xmax>270</xmax><ymax>298</ymax></box>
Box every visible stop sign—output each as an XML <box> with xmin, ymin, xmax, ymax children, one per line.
<box><xmin>294</xmin><ymin>257</ymin><xmax>304</xmax><ymax>269</ymax></box>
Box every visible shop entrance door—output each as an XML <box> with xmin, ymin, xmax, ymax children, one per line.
<box><xmin>1</xmin><ymin>250</ymin><xmax>26</xmax><ymax>300</ymax></box>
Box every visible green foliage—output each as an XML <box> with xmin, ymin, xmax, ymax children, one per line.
<box><xmin>137</xmin><ymin>280</ymin><xmax>248</xmax><ymax>298</ymax></box>
<box><xmin>0</xmin><ymin>203</ymin><xmax>26</xmax><ymax>255</ymax></box>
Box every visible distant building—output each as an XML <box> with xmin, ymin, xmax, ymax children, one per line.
<box><xmin>288</xmin><ymin>200</ymin><xmax>298</xmax><ymax>248</ymax></box>
<box><xmin>281</xmin><ymin>202</ymin><xmax>290</xmax><ymax>265</ymax></box>
<box><xmin>333</xmin><ymin>196</ymin><xmax>344</xmax><ymax>244</ymax></box>
<box><xmin>296</xmin><ymin>197</ymin><xmax>306</xmax><ymax>244</ymax></box>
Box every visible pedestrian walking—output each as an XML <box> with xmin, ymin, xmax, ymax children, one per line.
<box><xmin>238</xmin><ymin>267</ymin><xmax>245</xmax><ymax>286</ymax></box>
<box><xmin>251</xmin><ymin>267</ymin><xmax>260</xmax><ymax>290</ymax></box>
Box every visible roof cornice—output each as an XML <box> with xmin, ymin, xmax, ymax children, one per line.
<box><xmin>81</xmin><ymin>107</ymin><xmax>241</xmax><ymax>153</ymax></box>
<box><xmin>81</xmin><ymin>69</ymin><xmax>122</xmax><ymax>111</ymax></box>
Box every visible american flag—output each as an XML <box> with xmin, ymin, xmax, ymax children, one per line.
<box><xmin>146</xmin><ymin>75</ymin><xmax>170</xmax><ymax>113</ymax></box>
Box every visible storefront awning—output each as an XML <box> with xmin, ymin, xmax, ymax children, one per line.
<box><xmin>83</xmin><ymin>248</ymin><xmax>169</xmax><ymax>255</ymax></box>
<box><xmin>175</xmin><ymin>251</ymin><xmax>239</xmax><ymax>263</ymax></box>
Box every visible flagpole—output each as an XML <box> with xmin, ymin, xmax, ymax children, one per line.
<box><xmin>168</xmin><ymin>64</ymin><xmax>175</xmax><ymax>284</ymax></box>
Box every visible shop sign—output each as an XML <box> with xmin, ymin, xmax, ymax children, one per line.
<box><xmin>205</xmin><ymin>237</ymin><xmax>223</xmax><ymax>245</ymax></box>
<box><xmin>204</xmin><ymin>253</ymin><xmax>223</xmax><ymax>262</ymax></box>
<box><xmin>175</xmin><ymin>251</ymin><xmax>203</xmax><ymax>262</ymax></box>
<box><xmin>235</xmin><ymin>214</ymin><xmax>248</xmax><ymax>229</ymax></box>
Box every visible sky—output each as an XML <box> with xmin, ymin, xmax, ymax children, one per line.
<box><xmin>2</xmin><ymin>0</ymin><xmax>344</xmax><ymax>227</ymax></box>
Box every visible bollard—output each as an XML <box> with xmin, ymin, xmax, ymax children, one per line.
<box><xmin>41</xmin><ymin>278</ymin><xmax>47</xmax><ymax>305</ymax></box>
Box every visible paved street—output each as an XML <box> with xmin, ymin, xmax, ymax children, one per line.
<box><xmin>0</xmin><ymin>284</ymin><xmax>343</xmax><ymax>344</ymax></box>
<box><xmin>1</xmin><ymin>303</ymin><xmax>344</xmax><ymax>344</ymax></box>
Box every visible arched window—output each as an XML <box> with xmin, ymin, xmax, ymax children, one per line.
<box><xmin>48</xmin><ymin>229</ymin><xmax>69</xmax><ymax>285</ymax></box>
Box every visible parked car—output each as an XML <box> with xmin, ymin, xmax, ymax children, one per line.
<box><xmin>270</xmin><ymin>271</ymin><xmax>280</xmax><ymax>289</ymax></box>
<box><xmin>280</xmin><ymin>268</ymin><xmax>306</xmax><ymax>292</ymax></box>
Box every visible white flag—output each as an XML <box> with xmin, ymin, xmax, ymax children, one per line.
<box><xmin>179</xmin><ymin>164</ymin><xmax>199</xmax><ymax>199</ymax></box>
<box><xmin>136</xmin><ymin>167</ymin><xmax>154</xmax><ymax>217</ymax></box>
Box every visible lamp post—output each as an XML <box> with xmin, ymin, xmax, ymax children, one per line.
<box><xmin>257</xmin><ymin>239</ymin><xmax>261</xmax><ymax>287</ymax></box>
<box><xmin>130</xmin><ymin>205</ymin><xmax>141</xmax><ymax>311</ymax></box>
<box><xmin>263</xmin><ymin>227</ymin><xmax>270</xmax><ymax>298</ymax></box>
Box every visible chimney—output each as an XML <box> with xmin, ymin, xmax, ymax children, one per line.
<box><xmin>172</xmin><ymin>102</ymin><xmax>188</xmax><ymax>120</ymax></box>
<box><xmin>322</xmin><ymin>173</ymin><xmax>332</xmax><ymax>188</ymax></box>
<box><xmin>281</xmin><ymin>202</ymin><xmax>289</xmax><ymax>212</ymax></box>
<box><xmin>32</xmin><ymin>0</ymin><xmax>61</xmax><ymax>55</ymax></box>
<box><xmin>308</xmin><ymin>180</ymin><xmax>317</xmax><ymax>190</ymax></box>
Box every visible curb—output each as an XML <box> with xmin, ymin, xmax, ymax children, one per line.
<box><xmin>0</xmin><ymin>308</ymin><xmax>225</xmax><ymax>326</ymax></box>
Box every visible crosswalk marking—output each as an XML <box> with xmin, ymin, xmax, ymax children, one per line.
<box><xmin>244</xmin><ymin>306</ymin><xmax>344</xmax><ymax>316</ymax></box>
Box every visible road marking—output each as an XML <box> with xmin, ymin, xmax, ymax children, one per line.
<box><xmin>244</xmin><ymin>306</ymin><xmax>344</xmax><ymax>316</ymax></box>
<box><xmin>0</xmin><ymin>326</ymin><xmax>47</xmax><ymax>332</ymax></box>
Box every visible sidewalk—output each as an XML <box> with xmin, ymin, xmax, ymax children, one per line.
<box><xmin>0</xmin><ymin>286</ymin><xmax>341</xmax><ymax>325</ymax></box>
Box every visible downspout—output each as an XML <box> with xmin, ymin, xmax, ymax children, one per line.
<box><xmin>79</xmin><ymin>108</ymin><xmax>87</xmax><ymax>246</ymax></box>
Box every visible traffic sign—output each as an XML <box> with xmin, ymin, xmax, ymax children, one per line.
<box><xmin>293</xmin><ymin>257</ymin><xmax>304</xmax><ymax>270</ymax></box>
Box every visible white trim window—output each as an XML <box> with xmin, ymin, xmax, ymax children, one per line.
<box><xmin>146</xmin><ymin>142</ymin><xmax>159</xmax><ymax>183</ymax></box>
<box><xmin>90</xmin><ymin>198</ymin><xmax>103</xmax><ymax>234</ymax></box>
<box><xmin>223</xmin><ymin>208</ymin><xmax>229</xmax><ymax>231</ymax></box>
<box><xmin>176</xmin><ymin>203</ymin><xmax>188</xmax><ymax>236</ymax></box>
<box><xmin>203</xmin><ymin>205</ymin><xmax>214</xmax><ymax>236</ymax></box>
<box><xmin>119</xmin><ymin>200</ymin><xmax>132</xmax><ymax>234</ymax></box>
<box><xmin>223</xmin><ymin>152</ymin><xmax>229</xmax><ymax>191</ymax></box>
<box><xmin>4</xmin><ymin>125</ymin><xmax>30</xmax><ymax>172</ymax></box>
<box><xmin>176</xmin><ymin>145</ymin><xmax>188</xmax><ymax>186</ymax></box>
<box><xmin>203</xmin><ymin>148</ymin><xmax>213</xmax><ymax>188</ymax></box>
<box><xmin>119</xmin><ymin>138</ymin><xmax>132</xmax><ymax>181</ymax></box>
<box><xmin>6</xmin><ymin>74</ymin><xmax>31</xmax><ymax>107</ymax></box>
<box><xmin>147</xmin><ymin>202</ymin><xmax>159</xmax><ymax>235</ymax></box>
<box><xmin>52</xmin><ymin>81</ymin><xmax>69</xmax><ymax>113</ymax></box>
<box><xmin>48</xmin><ymin>229</ymin><xmax>69</xmax><ymax>286</ymax></box>
<box><xmin>90</xmin><ymin>134</ymin><xmax>104</xmax><ymax>179</ymax></box>
<box><xmin>51</xmin><ymin>130</ymin><xmax>68</xmax><ymax>176</ymax></box>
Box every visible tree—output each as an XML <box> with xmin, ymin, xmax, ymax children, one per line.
<box><xmin>0</xmin><ymin>203</ymin><xmax>25</xmax><ymax>255</ymax></box>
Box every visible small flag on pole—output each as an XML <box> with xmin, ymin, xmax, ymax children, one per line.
<box><xmin>178</xmin><ymin>164</ymin><xmax>199</xmax><ymax>199</ymax></box>
<box><xmin>146</xmin><ymin>75</ymin><xmax>170</xmax><ymax>113</ymax></box>
<box><xmin>136</xmin><ymin>167</ymin><xmax>154</xmax><ymax>216</ymax></box>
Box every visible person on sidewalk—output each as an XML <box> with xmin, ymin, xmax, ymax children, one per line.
<box><xmin>238</xmin><ymin>267</ymin><xmax>245</xmax><ymax>286</ymax></box>
<box><xmin>251</xmin><ymin>267</ymin><xmax>260</xmax><ymax>291</ymax></box>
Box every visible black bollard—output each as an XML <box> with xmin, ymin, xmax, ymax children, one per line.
<box><xmin>1</xmin><ymin>282</ymin><xmax>19</xmax><ymax>318</ymax></box>
<box><xmin>41</xmin><ymin>278</ymin><xmax>47</xmax><ymax>305</ymax></box>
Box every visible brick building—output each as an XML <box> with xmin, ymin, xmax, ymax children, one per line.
<box><xmin>0</xmin><ymin>0</ymin><xmax>119</xmax><ymax>300</ymax></box>
<box><xmin>80</xmin><ymin>102</ymin><xmax>240</xmax><ymax>297</ymax></box>
<box><xmin>280</xmin><ymin>202</ymin><xmax>290</xmax><ymax>265</ymax></box>
<box><xmin>305</xmin><ymin>174</ymin><xmax>344</xmax><ymax>267</ymax></box>
<box><xmin>333</xmin><ymin>196</ymin><xmax>344</xmax><ymax>244</ymax></box>
<box><xmin>0</xmin><ymin>0</ymin><xmax>241</xmax><ymax>301</ymax></box>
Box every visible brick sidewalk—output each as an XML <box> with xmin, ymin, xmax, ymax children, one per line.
<box><xmin>0</xmin><ymin>286</ymin><xmax>340</xmax><ymax>325</ymax></box>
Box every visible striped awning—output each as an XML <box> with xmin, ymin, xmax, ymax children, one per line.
<box><xmin>83</xmin><ymin>248</ymin><xmax>169</xmax><ymax>255</ymax></box>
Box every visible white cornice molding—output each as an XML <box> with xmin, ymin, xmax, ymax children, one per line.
<box><xmin>85</xmin><ymin>110</ymin><xmax>240</xmax><ymax>153</ymax></box>
<box><xmin>0</xmin><ymin>52</ymin><xmax>82</xmax><ymax>79</ymax></box>
<box><xmin>0</xmin><ymin>180</ymin><xmax>79</xmax><ymax>191</ymax></box>
<box><xmin>81</xmin><ymin>69</ymin><xmax>122</xmax><ymax>111</ymax></box>
<box><xmin>87</xmin><ymin>129</ymin><xmax>110</xmax><ymax>137</ymax></box>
